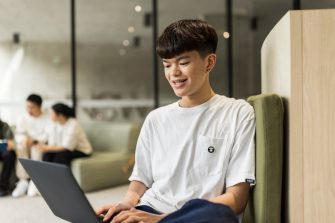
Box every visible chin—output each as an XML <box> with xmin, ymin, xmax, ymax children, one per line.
<box><xmin>173</xmin><ymin>90</ymin><xmax>186</xmax><ymax>98</ymax></box>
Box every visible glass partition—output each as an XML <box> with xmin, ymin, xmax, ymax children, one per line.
<box><xmin>302</xmin><ymin>0</ymin><xmax>335</xmax><ymax>9</ymax></box>
<box><xmin>0</xmin><ymin>0</ymin><xmax>71</xmax><ymax>125</ymax></box>
<box><xmin>233</xmin><ymin>0</ymin><xmax>292</xmax><ymax>98</ymax></box>
<box><xmin>76</xmin><ymin>0</ymin><xmax>153</xmax><ymax>123</ymax></box>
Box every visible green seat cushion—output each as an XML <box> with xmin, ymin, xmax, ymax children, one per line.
<box><xmin>71</xmin><ymin>152</ymin><xmax>132</xmax><ymax>192</ymax></box>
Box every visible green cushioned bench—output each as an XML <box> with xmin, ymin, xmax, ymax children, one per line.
<box><xmin>71</xmin><ymin>122</ymin><xmax>140</xmax><ymax>192</ymax></box>
<box><xmin>242</xmin><ymin>94</ymin><xmax>284</xmax><ymax>223</ymax></box>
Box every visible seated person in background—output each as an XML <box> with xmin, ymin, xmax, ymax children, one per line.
<box><xmin>36</xmin><ymin>103</ymin><xmax>92</xmax><ymax>166</ymax></box>
<box><xmin>12</xmin><ymin>94</ymin><xmax>49</xmax><ymax>198</ymax></box>
<box><xmin>0</xmin><ymin>119</ymin><xmax>16</xmax><ymax>197</ymax></box>
<box><xmin>96</xmin><ymin>19</ymin><xmax>255</xmax><ymax>223</ymax></box>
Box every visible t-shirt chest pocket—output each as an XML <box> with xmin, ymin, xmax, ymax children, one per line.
<box><xmin>193</xmin><ymin>135</ymin><xmax>229</xmax><ymax>176</ymax></box>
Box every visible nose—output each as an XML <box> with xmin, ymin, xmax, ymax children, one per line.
<box><xmin>169</xmin><ymin>65</ymin><xmax>181</xmax><ymax>77</ymax></box>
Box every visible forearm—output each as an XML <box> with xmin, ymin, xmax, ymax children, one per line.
<box><xmin>45</xmin><ymin>145</ymin><xmax>66</xmax><ymax>152</ymax></box>
<box><xmin>210</xmin><ymin>192</ymin><xmax>241</xmax><ymax>214</ymax></box>
<box><xmin>209</xmin><ymin>183</ymin><xmax>250</xmax><ymax>214</ymax></box>
<box><xmin>123</xmin><ymin>181</ymin><xmax>148</xmax><ymax>207</ymax></box>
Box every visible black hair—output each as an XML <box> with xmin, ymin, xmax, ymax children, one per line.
<box><xmin>156</xmin><ymin>19</ymin><xmax>218</xmax><ymax>59</ymax></box>
<box><xmin>26</xmin><ymin>94</ymin><xmax>42</xmax><ymax>107</ymax></box>
<box><xmin>51</xmin><ymin>103</ymin><xmax>75</xmax><ymax>118</ymax></box>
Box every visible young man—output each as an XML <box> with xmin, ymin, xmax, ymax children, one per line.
<box><xmin>0</xmin><ymin>119</ymin><xmax>16</xmax><ymax>197</ymax></box>
<box><xmin>12</xmin><ymin>94</ymin><xmax>49</xmax><ymax>197</ymax></box>
<box><xmin>96</xmin><ymin>19</ymin><xmax>255</xmax><ymax>223</ymax></box>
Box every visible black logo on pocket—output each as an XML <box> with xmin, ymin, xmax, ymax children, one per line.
<box><xmin>208</xmin><ymin>146</ymin><xmax>215</xmax><ymax>153</ymax></box>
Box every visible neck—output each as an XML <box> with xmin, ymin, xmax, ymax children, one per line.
<box><xmin>34</xmin><ymin>110</ymin><xmax>42</xmax><ymax>117</ymax></box>
<box><xmin>179</xmin><ymin>88</ymin><xmax>216</xmax><ymax>108</ymax></box>
<box><xmin>58</xmin><ymin>117</ymin><xmax>68</xmax><ymax>125</ymax></box>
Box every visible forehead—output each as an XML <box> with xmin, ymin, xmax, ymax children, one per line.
<box><xmin>162</xmin><ymin>51</ymin><xmax>199</xmax><ymax>63</ymax></box>
<box><xmin>26</xmin><ymin>101</ymin><xmax>38</xmax><ymax>107</ymax></box>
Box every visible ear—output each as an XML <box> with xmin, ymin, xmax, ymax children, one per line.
<box><xmin>206</xmin><ymin>54</ymin><xmax>217</xmax><ymax>72</ymax></box>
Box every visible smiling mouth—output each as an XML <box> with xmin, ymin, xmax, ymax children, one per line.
<box><xmin>172</xmin><ymin>79</ymin><xmax>187</xmax><ymax>84</ymax></box>
<box><xmin>171</xmin><ymin>79</ymin><xmax>187</xmax><ymax>89</ymax></box>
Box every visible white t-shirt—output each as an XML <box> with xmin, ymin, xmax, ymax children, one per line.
<box><xmin>47</xmin><ymin>118</ymin><xmax>92</xmax><ymax>155</ymax></box>
<box><xmin>16</xmin><ymin>113</ymin><xmax>49</xmax><ymax>144</ymax></box>
<box><xmin>129</xmin><ymin>94</ymin><xmax>255</xmax><ymax>215</ymax></box>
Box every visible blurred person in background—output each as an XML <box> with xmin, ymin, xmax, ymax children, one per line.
<box><xmin>36</xmin><ymin>103</ymin><xmax>92</xmax><ymax>166</ymax></box>
<box><xmin>12</xmin><ymin>94</ymin><xmax>49</xmax><ymax>198</ymax></box>
<box><xmin>0</xmin><ymin>118</ymin><xmax>16</xmax><ymax>197</ymax></box>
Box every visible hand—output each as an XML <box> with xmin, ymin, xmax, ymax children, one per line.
<box><xmin>111</xmin><ymin>208</ymin><xmax>165</xmax><ymax>223</ymax></box>
<box><xmin>25</xmin><ymin>137</ymin><xmax>34</xmax><ymax>148</ymax></box>
<box><xmin>96</xmin><ymin>201</ymin><xmax>134</xmax><ymax>222</ymax></box>
<box><xmin>35</xmin><ymin>144</ymin><xmax>49</xmax><ymax>153</ymax></box>
<box><xmin>6</xmin><ymin>140</ymin><xmax>15</xmax><ymax>151</ymax></box>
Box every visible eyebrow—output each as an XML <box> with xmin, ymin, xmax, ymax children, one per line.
<box><xmin>162</xmin><ymin>55</ymin><xmax>191</xmax><ymax>63</ymax></box>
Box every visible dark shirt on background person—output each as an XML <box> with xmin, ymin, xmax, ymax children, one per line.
<box><xmin>0</xmin><ymin>120</ymin><xmax>17</xmax><ymax>196</ymax></box>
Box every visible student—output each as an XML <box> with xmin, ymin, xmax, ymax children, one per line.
<box><xmin>0</xmin><ymin>119</ymin><xmax>16</xmax><ymax>197</ymax></box>
<box><xmin>12</xmin><ymin>94</ymin><xmax>49</xmax><ymax>198</ymax></box>
<box><xmin>96</xmin><ymin>19</ymin><xmax>255</xmax><ymax>223</ymax></box>
<box><xmin>36</xmin><ymin>103</ymin><xmax>92</xmax><ymax>166</ymax></box>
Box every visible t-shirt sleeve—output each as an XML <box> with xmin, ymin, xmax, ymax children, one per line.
<box><xmin>129</xmin><ymin>116</ymin><xmax>154</xmax><ymax>188</ymax></box>
<box><xmin>61</xmin><ymin>121</ymin><xmax>77</xmax><ymax>151</ymax></box>
<box><xmin>38</xmin><ymin>121</ymin><xmax>50</xmax><ymax>144</ymax></box>
<box><xmin>225</xmin><ymin>106</ymin><xmax>256</xmax><ymax>188</ymax></box>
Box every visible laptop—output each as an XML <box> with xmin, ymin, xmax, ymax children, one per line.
<box><xmin>19</xmin><ymin>158</ymin><xmax>103</xmax><ymax>223</ymax></box>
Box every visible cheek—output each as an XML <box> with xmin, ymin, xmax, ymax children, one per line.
<box><xmin>33</xmin><ymin>108</ymin><xmax>39</xmax><ymax>114</ymax></box>
<box><xmin>164</xmin><ymin>72</ymin><xmax>170</xmax><ymax>81</ymax></box>
<box><xmin>50</xmin><ymin>113</ymin><xmax>57</xmax><ymax>121</ymax></box>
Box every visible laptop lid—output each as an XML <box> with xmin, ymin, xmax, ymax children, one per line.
<box><xmin>19</xmin><ymin>158</ymin><xmax>101</xmax><ymax>223</ymax></box>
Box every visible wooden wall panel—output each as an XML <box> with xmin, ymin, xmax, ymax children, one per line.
<box><xmin>262</xmin><ymin>9</ymin><xmax>335</xmax><ymax>223</ymax></box>
<box><xmin>289</xmin><ymin>11</ymin><xmax>304</xmax><ymax>223</ymax></box>
<box><xmin>302</xmin><ymin>10</ymin><xmax>335</xmax><ymax>223</ymax></box>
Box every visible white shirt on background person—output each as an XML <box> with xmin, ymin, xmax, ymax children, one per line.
<box><xmin>47</xmin><ymin>118</ymin><xmax>92</xmax><ymax>155</ymax></box>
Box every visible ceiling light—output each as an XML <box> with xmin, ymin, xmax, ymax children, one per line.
<box><xmin>223</xmin><ymin>32</ymin><xmax>230</xmax><ymax>39</ymax></box>
<box><xmin>128</xmin><ymin>26</ymin><xmax>135</xmax><ymax>33</ymax></box>
<box><xmin>123</xmin><ymin>40</ymin><xmax>130</xmax><ymax>47</ymax></box>
<box><xmin>134</xmin><ymin>5</ymin><xmax>142</xmax><ymax>12</ymax></box>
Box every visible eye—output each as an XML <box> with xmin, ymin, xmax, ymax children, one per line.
<box><xmin>180</xmin><ymin>61</ymin><xmax>190</xmax><ymax>66</ymax></box>
<box><xmin>164</xmin><ymin>64</ymin><xmax>171</xmax><ymax>68</ymax></box>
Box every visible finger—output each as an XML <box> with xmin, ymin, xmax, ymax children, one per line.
<box><xmin>123</xmin><ymin>216</ymin><xmax>141</xmax><ymax>223</ymax></box>
<box><xmin>111</xmin><ymin>210</ymin><xmax>132</xmax><ymax>223</ymax></box>
<box><xmin>95</xmin><ymin>207</ymin><xmax>107</xmax><ymax>215</ymax></box>
<box><xmin>95</xmin><ymin>208</ymin><xmax>102</xmax><ymax>215</ymax></box>
<box><xmin>104</xmin><ymin>207</ymin><xmax>118</xmax><ymax>222</ymax></box>
<box><xmin>96</xmin><ymin>204</ymin><xmax>114</xmax><ymax>215</ymax></box>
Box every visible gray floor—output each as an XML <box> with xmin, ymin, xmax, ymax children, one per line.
<box><xmin>0</xmin><ymin>185</ymin><xmax>128</xmax><ymax>223</ymax></box>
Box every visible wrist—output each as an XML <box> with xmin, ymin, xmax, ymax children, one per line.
<box><xmin>122</xmin><ymin>198</ymin><xmax>137</xmax><ymax>207</ymax></box>
<box><xmin>124</xmin><ymin>190</ymin><xmax>141</xmax><ymax>207</ymax></box>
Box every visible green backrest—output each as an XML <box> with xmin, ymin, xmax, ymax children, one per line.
<box><xmin>242</xmin><ymin>94</ymin><xmax>284</xmax><ymax>223</ymax></box>
<box><xmin>82</xmin><ymin>122</ymin><xmax>140</xmax><ymax>154</ymax></box>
